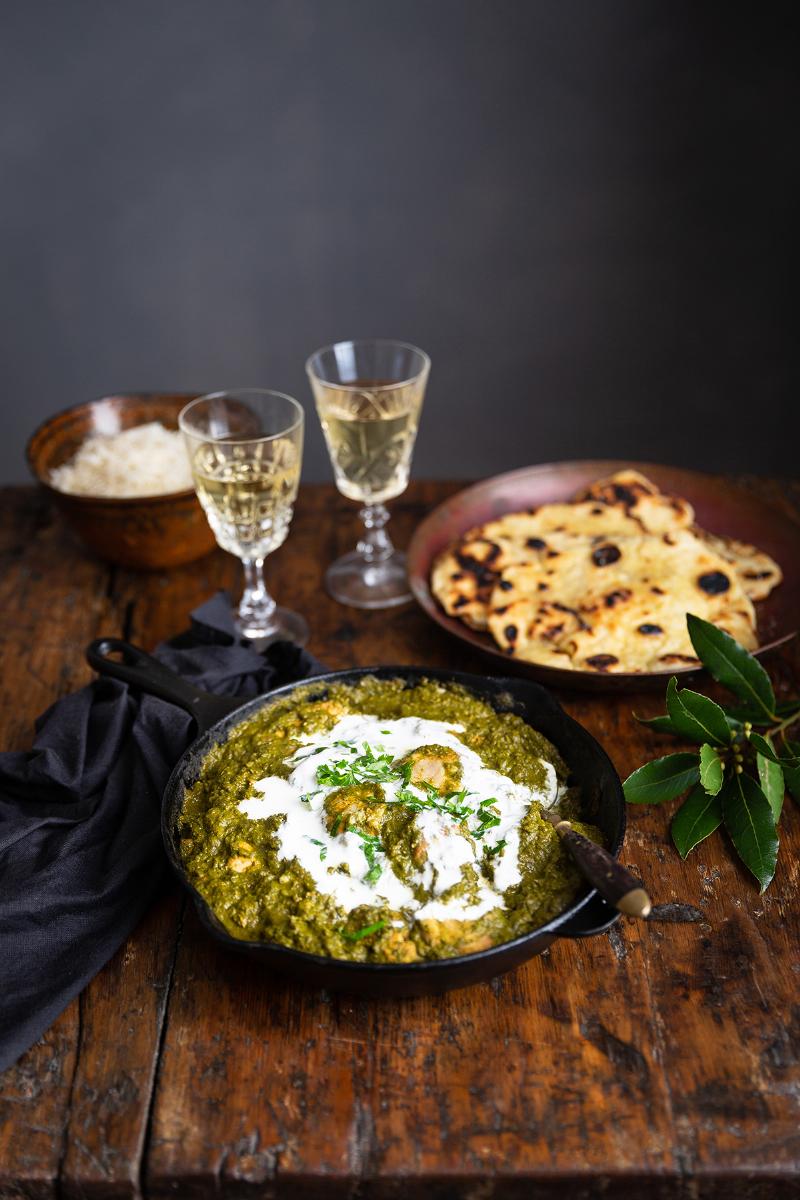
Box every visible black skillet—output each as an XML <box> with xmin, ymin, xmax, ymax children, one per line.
<box><xmin>86</xmin><ymin>638</ymin><xmax>627</xmax><ymax>997</ymax></box>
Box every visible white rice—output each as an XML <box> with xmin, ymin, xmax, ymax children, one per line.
<box><xmin>50</xmin><ymin>422</ymin><xmax>194</xmax><ymax>498</ymax></box>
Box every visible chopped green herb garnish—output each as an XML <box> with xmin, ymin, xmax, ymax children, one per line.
<box><xmin>473</xmin><ymin>813</ymin><xmax>502</xmax><ymax>839</ymax></box>
<box><xmin>308</xmin><ymin>837</ymin><xmax>328</xmax><ymax>861</ymax></box>
<box><xmin>339</xmin><ymin>920</ymin><xmax>388</xmax><ymax>941</ymax></box>
<box><xmin>294</xmin><ymin>745</ymin><xmax>327</xmax><ymax>761</ymax></box>
<box><xmin>316</xmin><ymin>744</ymin><xmax>396</xmax><ymax>788</ymax></box>
<box><xmin>354</xmin><ymin>829</ymin><xmax>383</xmax><ymax>884</ymax></box>
<box><xmin>486</xmin><ymin>839</ymin><xmax>507</xmax><ymax>857</ymax></box>
<box><xmin>314</xmin><ymin>740</ymin><xmax>503</xmax><ymax>842</ymax></box>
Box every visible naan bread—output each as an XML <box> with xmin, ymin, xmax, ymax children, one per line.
<box><xmin>430</xmin><ymin>533</ymin><xmax>529</xmax><ymax>630</ymax></box>
<box><xmin>477</xmin><ymin>501</ymin><xmax>647</xmax><ymax>542</ymax></box>
<box><xmin>487</xmin><ymin>529</ymin><xmax>757</xmax><ymax>672</ymax></box>
<box><xmin>573</xmin><ymin>469</ymin><xmax>695</xmax><ymax>533</ymax></box>
<box><xmin>431</xmin><ymin>496</ymin><xmax>675</xmax><ymax>631</ymax></box>
<box><xmin>431</xmin><ymin>469</ymin><xmax>780</xmax><ymax>671</ymax></box>
<box><xmin>697</xmin><ymin>530</ymin><xmax>782</xmax><ymax>602</ymax></box>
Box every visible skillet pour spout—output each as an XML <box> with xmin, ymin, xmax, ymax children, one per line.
<box><xmin>86</xmin><ymin>638</ymin><xmax>627</xmax><ymax>996</ymax></box>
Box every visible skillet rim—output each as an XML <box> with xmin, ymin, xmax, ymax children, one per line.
<box><xmin>161</xmin><ymin>665</ymin><xmax>626</xmax><ymax>973</ymax></box>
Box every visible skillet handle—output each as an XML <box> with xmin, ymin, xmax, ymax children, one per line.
<box><xmin>86</xmin><ymin>637</ymin><xmax>242</xmax><ymax>733</ymax></box>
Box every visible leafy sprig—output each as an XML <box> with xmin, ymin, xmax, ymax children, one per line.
<box><xmin>623</xmin><ymin>614</ymin><xmax>799</xmax><ymax>892</ymax></box>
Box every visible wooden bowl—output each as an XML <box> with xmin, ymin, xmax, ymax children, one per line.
<box><xmin>26</xmin><ymin>394</ymin><xmax>217</xmax><ymax>570</ymax></box>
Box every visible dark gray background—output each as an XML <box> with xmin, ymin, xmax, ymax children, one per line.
<box><xmin>1</xmin><ymin>1</ymin><xmax>796</xmax><ymax>485</ymax></box>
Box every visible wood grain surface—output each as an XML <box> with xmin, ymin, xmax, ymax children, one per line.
<box><xmin>0</xmin><ymin>479</ymin><xmax>798</xmax><ymax>1200</ymax></box>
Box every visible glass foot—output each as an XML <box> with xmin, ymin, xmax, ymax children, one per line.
<box><xmin>325</xmin><ymin>549</ymin><xmax>412</xmax><ymax>609</ymax></box>
<box><xmin>235</xmin><ymin>605</ymin><xmax>310</xmax><ymax>648</ymax></box>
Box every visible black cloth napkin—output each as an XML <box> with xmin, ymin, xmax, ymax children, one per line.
<box><xmin>0</xmin><ymin>594</ymin><xmax>324</xmax><ymax>1072</ymax></box>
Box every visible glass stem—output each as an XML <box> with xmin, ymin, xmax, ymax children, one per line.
<box><xmin>357</xmin><ymin>504</ymin><xmax>394</xmax><ymax>563</ymax></box>
<box><xmin>239</xmin><ymin>557</ymin><xmax>276</xmax><ymax>631</ymax></box>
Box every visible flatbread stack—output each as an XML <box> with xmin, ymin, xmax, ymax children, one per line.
<box><xmin>431</xmin><ymin>470</ymin><xmax>782</xmax><ymax>673</ymax></box>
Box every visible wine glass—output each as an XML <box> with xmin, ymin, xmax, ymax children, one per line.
<box><xmin>179</xmin><ymin>390</ymin><xmax>309</xmax><ymax>646</ymax></box>
<box><xmin>305</xmin><ymin>339</ymin><xmax>430</xmax><ymax>608</ymax></box>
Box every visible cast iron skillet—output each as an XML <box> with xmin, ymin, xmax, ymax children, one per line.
<box><xmin>86</xmin><ymin>638</ymin><xmax>626</xmax><ymax>997</ymax></box>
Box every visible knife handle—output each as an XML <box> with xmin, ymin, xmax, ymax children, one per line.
<box><xmin>554</xmin><ymin>820</ymin><xmax>652</xmax><ymax>919</ymax></box>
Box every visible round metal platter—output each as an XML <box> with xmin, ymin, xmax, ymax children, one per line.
<box><xmin>406</xmin><ymin>460</ymin><xmax>799</xmax><ymax>692</ymax></box>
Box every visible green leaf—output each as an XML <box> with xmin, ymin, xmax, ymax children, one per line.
<box><xmin>686</xmin><ymin>614</ymin><xmax>776</xmax><ymax>721</ymax></box>
<box><xmin>665</xmin><ymin>677</ymin><xmax>732</xmax><ymax>746</ymax></box>
<box><xmin>699</xmin><ymin>743</ymin><xmax>724</xmax><ymax>795</ymax></box>
<box><xmin>671</xmin><ymin>783</ymin><xmax>723</xmax><ymax>858</ymax></box>
<box><xmin>726</xmin><ymin>701</ymin><xmax>800</xmax><ymax>725</ymax></box>
<box><xmin>757</xmin><ymin>745</ymin><xmax>784</xmax><ymax>823</ymax></box>
<box><xmin>633</xmin><ymin>712</ymin><xmax>684</xmax><ymax>735</ymax></box>
<box><xmin>781</xmin><ymin>761</ymin><xmax>800</xmax><ymax>805</ymax></box>
<box><xmin>723</xmin><ymin>706</ymin><xmax>770</xmax><ymax>727</ymax></box>
<box><xmin>623</xmin><ymin>752</ymin><xmax>700</xmax><ymax>805</ymax></box>
<box><xmin>750</xmin><ymin>731</ymin><xmax>800</xmax><ymax>767</ymax></box>
<box><xmin>721</xmin><ymin>772</ymin><xmax>779</xmax><ymax>892</ymax></box>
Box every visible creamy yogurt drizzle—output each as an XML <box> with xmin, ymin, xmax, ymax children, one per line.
<box><xmin>238</xmin><ymin>714</ymin><xmax>558</xmax><ymax>922</ymax></box>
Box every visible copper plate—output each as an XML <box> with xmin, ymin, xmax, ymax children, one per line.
<box><xmin>407</xmin><ymin>460</ymin><xmax>799</xmax><ymax>691</ymax></box>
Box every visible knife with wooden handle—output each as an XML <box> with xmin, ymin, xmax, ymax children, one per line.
<box><xmin>546</xmin><ymin>815</ymin><xmax>652</xmax><ymax>919</ymax></box>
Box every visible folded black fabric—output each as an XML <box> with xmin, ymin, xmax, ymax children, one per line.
<box><xmin>0</xmin><ymin>594</ymin><xmax>324</xmax><ymax>1072</ymax></box>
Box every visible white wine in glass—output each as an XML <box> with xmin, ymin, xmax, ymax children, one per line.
<box><xmin>306</xmin><ymin>340</ymin><xmax>430</xmax><ymax>608</ymax></box>
<box><xmin>179</xmin><ymin>390</ymin><xmax>308</xmax><ymax>645</ymax></box>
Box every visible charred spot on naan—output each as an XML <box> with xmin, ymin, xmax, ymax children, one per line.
<box><xmin>592</xmin><ymin>543</ymin><xmax>622</xmax><ymax>567</ymax></box>
<box><xmin>584</xmin><ymin>654</ymin><xmax>620</xmax><ymax>672</ymax></box>
<box><xmin>697</xmin><ymin>570</ymin><xmax>731</xmax><ymax>595</ymax></box>
<box><xmin>604</xmin><ymin>589</ymin><xmax>632</xmax><ymax>607</ymax></box>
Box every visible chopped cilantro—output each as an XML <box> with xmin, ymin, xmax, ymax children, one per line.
<box><xmin>316</xmin><ymin>744</ymin><xmax>395</xmax><ymax>789</ymax></box>
<box><xmin>294</xmin><ymin>745</ymin><xmax>327</xmax><ymax>762</ymax></box>
<box><xmin>314</xmin><ymin>739</ymin><xmax>503</xmax><ymax>844</ymax></box>
<box><xmin>339</xmin><ymin>920</ymin><xmax>388</xmax><ymax>941</ymax></box>
<box><xmin>354</xmin><ymin>830</ymin><xmax>383</xmax><ymax>884</ymax></box>
<box><xmin>473</xmin><ymin>799</ymin><xmax>502</xmax><ymax>839</ymax></box>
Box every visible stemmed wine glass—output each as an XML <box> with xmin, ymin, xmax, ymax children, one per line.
<box><xmin>179</xmin><ymin>389</ymin><xmax>309</xmax><ymax>646</ymax></box>
<box><xmin>306</xmin><ymin>339</ymin><xmax>430</xmax><ymax>608</ymax></box>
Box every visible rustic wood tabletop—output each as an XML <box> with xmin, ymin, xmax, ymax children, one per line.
<box><xmin>0</xmin><ymin>479</ymin><xmax>798</xmax><ymax>1200</ymax></box>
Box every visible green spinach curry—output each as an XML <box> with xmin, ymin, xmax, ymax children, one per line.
<box><xmin>179</xmin><ymin>677</ymin><xmax>600</xmax><ymax>962</ymax></box>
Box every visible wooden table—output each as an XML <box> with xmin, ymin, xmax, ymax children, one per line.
<box><xmin>1</xmin><ymin>479</ymin><xmax>798</xmax><ymax>1200</ymax></box>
